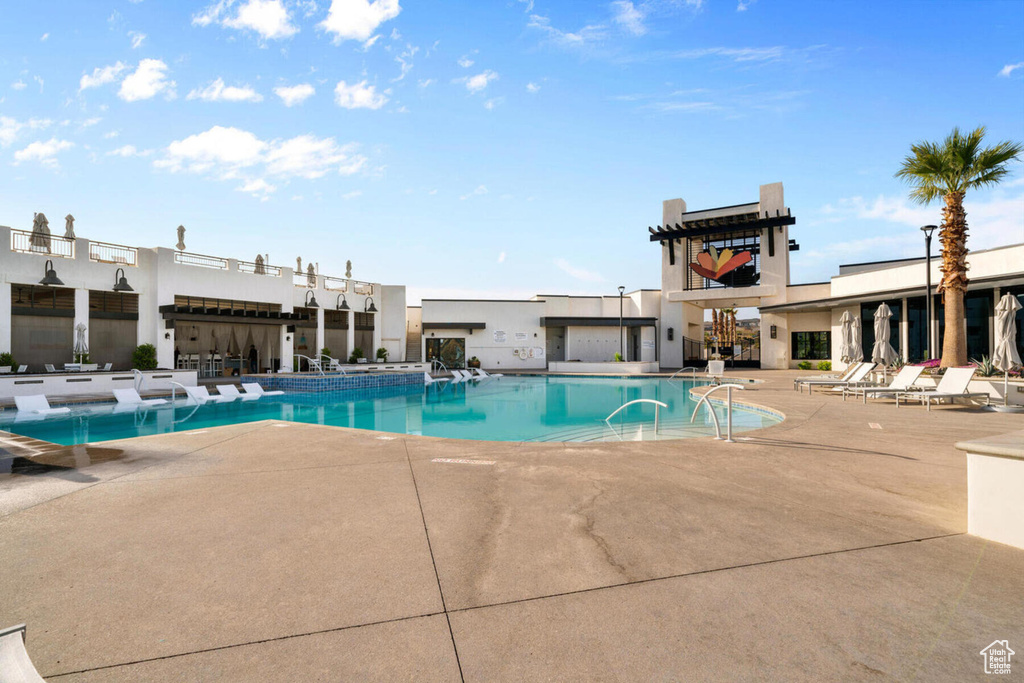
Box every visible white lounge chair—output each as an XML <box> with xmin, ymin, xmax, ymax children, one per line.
<box><xmin>44</xmin><ymin>364</ymin><xmax>58</xmax><ymax>373</ymax></box>
<box><xmin>242</xmin><ymin>382</ymin><xmax>284</xmax><ymax>397</ymax></box>
<box><xmin>707</xmin><ymin>360</ymin><xmax>725</xmax><ymax>379</ymax></box>
<box><xmin>217</xmin><ymin>384</ymin><xmax>260</xmax><ymax>401</ymax></box>
<box><xmin>14</xmin><ymin>395</ymin><xmax>71</xmax><ymax>416</ymax></box>
<box><xmin>458</xmin><ymin>369</ymin><xmax>478</xmax><ymax>381</ymax></box>
<box><xmin>16</xmin><ymin>365</ymin><xmax>28</xmax><ymax>373</ymax></box>
<box><xmin>423</xmin><ymin>372</ymin><xmax>449</xmax><ymax>385</ymax></box>
<box><xmin>793</xmin><ymin>361</ymin><xmax>863</xmax><ymax>390</ymax></box>
<box><xmin>102</xmin><ymin>363</ymin><xmax>112</xmax><ymax>371</ymax></box>
<box><xmin>113</xmin><ymin>388</ymin><xmax>168</xmax><ymax>407</ymax></box>
<box><xmin>184</xmin><ymin>385</ymin><xmax>235</xmax><ymax>404</ymax></box>
<box><xmin>796</xmin><ymin>362</ymin><xmax>877</xmax><ymax>394</ymax></box>
<box><xmin>473</xmin><ymin>368</ymin><xmax>503</xmax><ymax>379</ymax></box>
<box><xmin>895</xmin><ymin>367</ymin><xmax>991</xmax><ymax>411</ymax></box>
<box><xmin>0</xmin><ymin>624</ymin><xmax>46</xmax><ymax>683</ymax></box>
<box><xmin>843</xmin><ymin>365</ymin><xmax>925</xmax><ymax>403</ymax></box>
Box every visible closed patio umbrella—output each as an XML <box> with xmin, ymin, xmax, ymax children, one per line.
<box><xmin>839</xmin><ymin>310</ymin><xmax>855</xmax><ymax>364</ymax></box>
<box><xmin>850</xmin><ymin>314</ymin><xmax>863</xmax><ymax>363</ymax></box>
<box><xmin>872</xmin><ymin>303</ymin><xmax>898</xmax><ymax>379</ymax></box>
<box><xmin>73</xmin><ymin>322</ymin><xmax>88</xmax><ymax>363</ymax></box>
<box><xmin>992</xmin><ymin>292</ymin><xmax>1022</xmax><ymax>409</ymax></box>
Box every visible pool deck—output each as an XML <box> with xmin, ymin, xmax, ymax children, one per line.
<box><xmin>1</xmin><ymin>370</ymin><xmax>1022</xmax><ymax>681</ymax></box>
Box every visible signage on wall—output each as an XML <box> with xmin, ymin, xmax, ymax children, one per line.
<box><xmin>493</xmin><ymin>330</ymin><xmax>507</xmax><ymax>343</ymax></box>
<box><xmin>642</xmin><ymin>340</ymin><xmax>656</xmax><ymax>350</ymax></box>
<box><xmin>514</xmin><ymin>332</ymin><xmax>528</xmax><ymax>341</ymax></box>
<box><xmin>688</xmin><ymin>245</ymin><xmax>752</xmax><ymax>282</ymax></box>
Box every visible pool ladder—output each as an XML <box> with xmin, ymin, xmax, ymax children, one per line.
<box><xmin>604</xmin><ymin>399</ymin><xmax>669</xmax><ymax>438</ymax></box>
<box><xmin>690</xmin><ymin>383</ymin><xmax>746</xmax><ymax>443</ymax></box>
<box><xmin>669</xmin><ymin>367</ymin><xmax>699</xmax><ymax>380</ymax></box>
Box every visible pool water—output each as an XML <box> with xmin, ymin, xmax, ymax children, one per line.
<box><xmin>0</xmin><ymin>376</ymin><xmax>779</xmax><ymax>445</ymax></box>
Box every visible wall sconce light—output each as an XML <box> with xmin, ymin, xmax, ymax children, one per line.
<box><xmin>364</xmin><ymin>297</ymin><xmax>377</xmax><ymax>313</ymax></box>
<box><xmin>113</xmin><ymin>267</ymin><xmax>134</xmax><ymax>292</ymax></box>
<box><xmin>770</xmin><ymin>325</ymin><xmax>777</xmax><ymax>339</ymax></box>
<box><xmin>39</xmin><ymin>259</ymin><xmax>64</xmax><ymax>286</ymax></box>
<box><xmin>286</xmin><ymin>335</ymin><xmax>291</xmax><ymax>342</ymax></box>
<box><xmin>336</xmin><ymin>293</ymin><xmax>350</xmax><ymax>310</ymax></box>
<box><xmin>304</xmin><ymin>290</ymin><xmax>319</xmax><ymax>308</ymax></box>
<box><xmin>667</xmin><ymin>327</ymin><xmax>674</xmax><ymax>341</ymax></box>
<box><xmin>469</xmin><ymin>329</ymin><xmax>473</xmax><ymax>335</ymax></box>
<box><xmin>164</xmin><ymin>332</ymin><xmax>171</xmax><ymax>340</ymax></box>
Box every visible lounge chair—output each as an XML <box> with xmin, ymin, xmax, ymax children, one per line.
<box><xmin>473</xmin><ymin>368</ymin><xmax>503</xmax><ymax>379</ymax></box>
<box><xmin>14</xmin><ymin>395</ymin><xmax>71</xmax><ymax>416</ymax></box>
<box><xmin>184</xmin><ymin>385</ymin><xmax>235</xmax><ymax>404</ymax></box>
<box><xmin>0</xmin><ymin>624</ymin><xmax>46</xmax><ymax>683</ymax></box>
<box><xmin>217</xmin><ymin>384</ymin><xmax>260</xmax><ymax>401</ymax></box>
<box><xmin>458</xmin><ymin>369</ymin><xmax>478</xmax><ymax>381</ymax></box>
<box><xmin>241</xmin><ymin>382</ymin><xmax>284</xmax><ymax>397</ymax></box>
<box><xmin>796</xmin><ymin>362</ymin><xmax>877</xmax><ymax>394</ymax></box>
<box><xmin>843</xmin><ymin>365</ymin><xmax>925</xmax><ymax>403</ymax></box>
<box><xmin>16</xmin><ymin>365</ymin><xmax>28</xmax><ymax>373</ymax></box>
<box><xmin>113</xmin><ymin>388</ymin><xmax>168</xmax><ymax>407</ymax></box>
<box><xmin>423</xmin><ymin>372</ymin><xmax>449</xmax><ymax>385</ymax></box>
<box><xmin>895</xmin><ymin>367</ymin><xmax>991</xmax><ymax>411</ymax></box>
<box><xmin>102</xmin><ymin>363</ymin><xmax>112</xmax><ymax>371</ymax></box>
<box><xmin>793</xmin><ymin>361</ymin><xmax>863</xmax><ymax>390</ymax></box>
<box><xmin>44</xmin><ymin>364</ymin><xmax>58</xmax><ymax>373</ymax></box>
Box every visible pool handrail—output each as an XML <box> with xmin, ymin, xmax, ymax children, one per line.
<box><xmin>318</xmin><ymin>354</ymin><xmax>346</xmax><ymax>375</ymax></box>
<box><xmin>669</xmin><ymin>367</ymin><xmax>699</xmax><ymax>380</ymax></box>
<box><xmin>293</xmin><ymin>354</ymin><xmax>325</xmax><ymax>375</ymax></box>
<box><xmin>431</xmin><ymin>359</ymin><xmax>449</xmax><ymax>375</ymax></box>
<box><xmin>605</xmin><ymin>398</ymin><xmax>669</xmax><ymax>436</ymax></box>
<box><xmin>690</xmin><ymin>383</ymin><xmax>746</xmax><ymax>443</ymax></box>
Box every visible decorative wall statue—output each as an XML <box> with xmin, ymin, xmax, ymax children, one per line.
<box><xmin>346</xmin><ymin>260</ymin><xmax>352</xmax><ymax>278</ymax></box>
<box><xmin>176</xmin><ymin>225</ymin><xmax>186</xmax><ymax>251</ymax></box>
<box><xmin>296</xmin><ymin>256</ymin><xmax>302</xmax><ymax>273</ymax></box>
<box><xmin>306</xmin><ymin>262</ymin><xmax>316</xmax><ymax>287</ymax></box>
<box><xmin>64</xmin><ymin>214</ymin><xmax>76</xmax><ymax>239</ymax></box>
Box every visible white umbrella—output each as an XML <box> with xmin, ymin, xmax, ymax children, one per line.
<box><xmin>839</xmin><ymin>310</ymin><xmax>855</xmax><ymax>363</ymax></box>
<box><xmin>992</xmin><ymin>293</ymin><xmax>1022</xmax><ymax>408</ymax></box>
<box><xmin>872</xmin><ymin>303</ymin><xmax>898</xmax><ymax>379</ymax></box>
<box><xmin>73</xmin><ymin>322</ymin><xmax>88</xmax><ymax>362</ymax></box>
<box><xmin>850</xmin><ymin>314</ymin><xmax>863</xmax><ymax>363</ymax></box>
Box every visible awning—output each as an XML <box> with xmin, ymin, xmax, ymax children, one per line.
<box><xmin>423</xmin><ymin>322</ymin><xmax>486</xmax><ymax>330</ymax></box>
<box><xmin>540</xmin><ymin>317</ymin><xmax>657</xmax><ymax>328</ymax></box>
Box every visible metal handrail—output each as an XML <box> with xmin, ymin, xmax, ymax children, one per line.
<box><xmin>604</xmin><ymin>399</ymin><xmax>669</xmax><ymax>436</ymax></box>
<box><xmin>431</xmin><ymin>359</ymin><xmax>449</xmax><ymax>374</ymax></box>
<box><xmin>690</xmin><ymin>383</ymin><xmax>746</xmax><ymax>442</ymax></box>
<box><xmin>319</xmin><ymin>354</ymin><xmax>346</xmax><ymax>375</ymax></box>
<box><xmin>133</xmin><ymin>369</ymin><xmax>145</xmax><ymax>393</ymax></box>
<box><xmin>669</xmin><ymin>367</ymin><xmax>698</xmax><ymax>380</ymax></box>
<box><xmin>293</xmin><ymin>354</ymin><xmax>324</xmax><ymax>375</ymax></box>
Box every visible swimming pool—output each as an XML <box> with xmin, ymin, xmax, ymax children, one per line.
<box><xmin>0</xmin><ymin>376</ymin><xmax>780</xmax><ymax>445</ymax></box>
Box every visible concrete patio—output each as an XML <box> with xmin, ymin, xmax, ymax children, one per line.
<box><xmin>1</xmin><ymin>370</ymin><xmax>1022</xmax><ymax>681</ymax></box>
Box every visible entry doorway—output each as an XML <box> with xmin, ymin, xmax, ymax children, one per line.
<box><xmin>545</xmin><ymin>327</ymin><xmax>565</xmax><ymax>362</ymax></box>
<box><xmin>425</xmin><ymin>338</ymin><xmax>466</xmax><ymax>369</ymax></box>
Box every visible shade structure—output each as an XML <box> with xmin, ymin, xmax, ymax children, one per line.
<box><xmin>871</xmin><ymin>303</ymin><xmax>898</xmax><ymax>367</ymax></box>
<box><xmin>992</xmin><ymin>292</ymin><xmax>1022</xmax><ymax>407</ymax></box>
<box><xmin>839</xmin><ymin>310</ymin><xmax>856</xmax><ymax>363</ymax></box>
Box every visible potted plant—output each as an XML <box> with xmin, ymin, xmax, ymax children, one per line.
<box><xmin>132</xmin><ymin>344</ymin><xmax>158</xmax><ymax>370</ymax></box>
<box><xmin>376</xmin><ymin>347</ymin><xmax>389</xmax><ymax>363</ymax></box>
<box><xmin>816</xmin><ymin>360</ymin><xmax>832</xmax><ymax>372</ymax></box>
<box><xmin>0</xmin><ymin>352</ymin><xmax>15</xmax><ymax>372</ymax></box>
<box><xmin>467</xmin><ymin>356</ymin><xmax>481</xmax><ymax>369</ymax></box>
<box><xmin>348</xmin><ymin>347</ymin><xmax>365</xmax><ymax>364</ymax></box>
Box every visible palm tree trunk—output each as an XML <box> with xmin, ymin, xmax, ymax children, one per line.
<box><xmin>938</xmin><ymin>192</ymin><xmax>969</xmax><ymax>367</ymax></box>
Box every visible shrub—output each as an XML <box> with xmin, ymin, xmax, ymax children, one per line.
<box><xmin>797</xmin><ymin>361</ymin><xmax>812</xmax><ymax>370</ymax></box>
<box><xmin>816</xmin><ymin>360</ymin><xmax>831</xmax><ymax>372</ymax></box>
<box><xmin>614</xmin><ymin>352</ymin><xmax>623</xmax><ymax>362</ymax></box>
<box><xmin>376</xmin><ymin>347</ymin><xmax>389</xmax><ymax>361</ymax></box>
<box><xmin>0</xmin><ymin>352</ymin><xmax>15</xmax><ymax>369</ymax></box>
<box><xmin>971</xmin><ymin>356</ymin><xmax>997</xmax><ymax>377</ymax></box>
<box><xmin>348</xmin><ymin>347</ymin><xmax>365</xmax><ymax>364</ymax></box>
<box><xmin>132</xmin><ymin>344</ymin><xmax>158</xmax><ymax>370</ymax></box>
<box><xmin>320</xmin><ymin>347</ymin><xmax>332</xmax><ymax>358</ymax></box>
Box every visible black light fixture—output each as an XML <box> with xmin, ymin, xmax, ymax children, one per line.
<box><xmin>920</xmin><ymin>225</ymin><xmax>938</xmax><ymax>359</ymax></box>
<box><xmin>770</xmin><ymin>325</ymin><xmax>778</xmax><ymax>339</ymax></box>
<box><xmin>667</xmin><ymin>327</ymin><xmax>674</xmax><ymax>341</ymax></box>
<box><xmin>113</xmin><ymin>267</ymin><xmax>134</xmax><ymax>292</ymax></box>
<box><xmin>39</xmin><ymin>259</ymin><xmax>64</xmax><ymax>286</ymax></box>
<box><xmin>336</xmin><ymin>293</ymin><xmax>350</xmax><ymax>310</ymax></box>
<box><xmin>364</xmin><ymin>297</ymin><xmax>377</xmax><ymax>313</ymax></box>
<box><xmin>304</xmin><ymin>290</ymin><xmax>319</xmax><ymax>308</ymax></box>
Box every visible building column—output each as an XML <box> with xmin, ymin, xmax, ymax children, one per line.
<box><xmin>0</xmin><ymin>282</ymin><xmax>11</xmax><ymax>355</ymax></box>
<box><xmin>280</xmin><ymin>324</ymin><xmax>293</xmax><ymax>372</ymax></box>
<box><xmin>900</xmin><ymin>298</ymin><xmax>909</xmax><ymax>361</ymax></box>
<box><xmin>346</xmin><ymin>318</ymin><xmax>356</xmax><ymax>362</ymax></box>
<box><xmin>372</xmin><ymin>312</ymin><xmax>382</xmax><ymax>360</ymax></box>
<box><xmin>74</xmin><ymin>288</ymin><xmax>90</xmax><ymax>361</ymax></box>
<box><xmin>316</xmin><ymin>306</ymin><xmax>325</xmax><ymax>358</ymax></box>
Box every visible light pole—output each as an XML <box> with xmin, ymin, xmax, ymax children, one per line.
<box><xmin>618</xmin><ymin>285</ymin><xmax>625</xmax><ymax>361</ymax></box>
<box><xmin>921</xmin><ymin>225</ymin><xmax>937</xmax><ymax>359</ymax></box>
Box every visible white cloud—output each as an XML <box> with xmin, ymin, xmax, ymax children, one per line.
<box><xmin>392</xmin><ymin>44</ymin><xmax>418</xmax><ymax>81</ymax></box>
<box><xmin>80</xmin><ymin>117</ymin><xmax>102</xmax><ymax>128</ymax></box>
<box><xmin>239</xmin><ymin>177</ymin><xmax>276</xmax><ymax>199</ymax></box>
<box><xmin>11</xmin><ymin>80</ymin><xmax>27</xmax><ymax>91</ymax></box>
<box><xmin>187</xmin><ymin>78</ymin><xmax>263</xmax><ymax>102</ymax></box>
<box><xmin>483</xmin><ymin>97</ymin><xmax>502</xmax><ymax>110</ymax></box>
<box><xmin>33</xmin><ymin>75</ymin><xmax>44</xmax><ymax>92</ymax></box>
<box><xmin>457</xmin><ymin>56</ymin><xmax>474</xmax><ymax>68</ymax></box>
<box><xmin>611</xmin><ymin>1</ymin><xmax>646</xmax><ymax>36</ymax></box>
<box><xmin>103</xmin><ymin>130</ymin><xmax>120</xmax><ymax>139</ymax></box>
<box><xmin>129</xmin><ymin>31</ymin><xmax>146</xmax><ymax>49</ymax></box>
<box><xmin>40</xmin><ymin>33</ymin><xmax>49</xmax><ymax>42</ymax></box>
<box><xmin>497</xmin><ymin>251</ymin><xmax>506</xmax><ymax>263</ymax></box>
<box><xmin>119</xmin><ymin>59</ymin><xmax>176</xmax><ymax>101</ymax></box>
<box><xmin>458</xmin><ymin>69</ymin><xmax>498</xmax><ymax>93</ymax></box>
<box><xmin>334</xmin><ymin>80</ymin><xmax>388</xmax><ymax>109</ymax></box>
<box><xmin>527</xmin><ymin>14</ymin><xmax>606</xmax><ymax>48</ymax></box>
<box><xmin>319</xmin><ymin>0</ymin><xmax>401</xmax><ymax>44</ymax></box>
<box><xmin>107</xmin><ymin>144</ymin><xmax>151</xmax><ymax>157</ymax></box>
<box><xmin>999</xmin><ymin>62</ymin><xmax>1024</xmax><ymax>77</ymax></box>
<box><xmin>79</xmin><ymin>62</ymin><xmax>129</xmax><ymax>91</ymax></box>
<box><xmin>155</xmin><ymin>125</ymin><xmax>367</xmax><ymax>196</ymax></box>
<box><xmin>418</xmin><ymin>78</ymin><xmax>435</xmax><ymax>88</ymax></box>
<box><xmin>0</xmin><ymin>116</ymin><xmax>51</xmax><ymax>147</ymax></box>
<box><xmin>526</xmin><ymin>81</ymin><xmax>540</xmax><ymax>93</ymax></box>
<box><xmin>737</xmin><ymin>0</ymin><xmax>756</xmax><ymax>10</ymax></box>
<box><xmin>459</xmin><ymin>184</ymin><xmax>488</xmax><ymax>200</ymax></box>
<box><xmin>274</xmin><ymin>83</ymin><xmax>315</xmax><ymax>106</ymax></box>
<box><xmin>13</xmin><ymin>138</ymin><xmax>74</xmax><ymax>168</ymax></box>
<box><xmin>342</xmin><ymin>189</ymin><xmax>362</xmax><ymax>200</ymax></box>
<box><xmin>554</xmin><ymin>257</ymin><xmax>605</xmax><ymax>282</ymax></box>
<box><xmin>193</xmin><ymin>0</ymin><xmax>298</xmax><ymax>40</ymax></box>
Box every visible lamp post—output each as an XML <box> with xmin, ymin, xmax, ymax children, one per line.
<box><xmin>920</xmin><ymin>225</ymin><xmax>937</xmax><ymax>359</ymax></box>
<box><xmin>618</xmin><ymin>286</ymin><xmax>625</xmax><ymax>360</ymax></box>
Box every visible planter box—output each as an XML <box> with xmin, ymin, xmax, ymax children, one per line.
<box><xmin>956</xmin><ymin>430</ymin><xmax>1024</xmax><ymax>549</ymax></box>
<box><xmin>548</xmin><ymin>361</ymin><xmax>660</xmax><ymax>374</ymax></box>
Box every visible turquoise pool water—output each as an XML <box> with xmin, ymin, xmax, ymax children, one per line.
<box><xmin>0</xmin><ymin>376</ymin><xmax>779</xmax><ymax>445</ymax></box>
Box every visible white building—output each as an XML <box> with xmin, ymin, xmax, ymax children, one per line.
<box><xmin>0</xmin><ymin>222</ymin><xmax>407</xmax><ymax>374</ymax></box>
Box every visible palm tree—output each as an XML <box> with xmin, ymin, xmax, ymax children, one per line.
<box><xmin>895</xmin><ymin>126</ymin><xmax>1021</xmax><ymax>367</ymax></box>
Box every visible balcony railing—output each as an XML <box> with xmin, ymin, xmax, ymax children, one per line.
<box><xmin>10</xmin><ymin>228</ymin><xmax>75</xmax><ymax>258</ymax></box>
<box><xmin>353</xmin><ymin>281</ymin><xmax>374</xmax><ymax>295</ymax></box>
<box><xmin>89</xmin><ymin>240</ymin><xmax>138</xmax><ymax>266</ymax></box>
<box><xmin>173</xmin><ymin>250</ymin><xmax>228</xmax><ymax>270</ymax></box>
<box><xmin>324</xmin><ymin>276</ymin><xmax>348</xmax><ymax>292</ymax></box>
<box><xmin>238</xmin><ymin>260</ymin><xmax>282</xmax><ymax>277</ymax></box>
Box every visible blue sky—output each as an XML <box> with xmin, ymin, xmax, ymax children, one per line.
<box><xmin>2</xmin><ymin>0</ymin><xmax>1022</xmax><ymax>307</ymax></box>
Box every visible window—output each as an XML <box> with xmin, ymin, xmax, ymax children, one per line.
<box><xmin>792</xmin><ymin>331</ymin><xmax>830</xmax><ymax>360</ymax></box>
<box><xmin>425</xmin><ymin>338</ymin><xmax>466</xmax><ymax>369</ymax></box>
